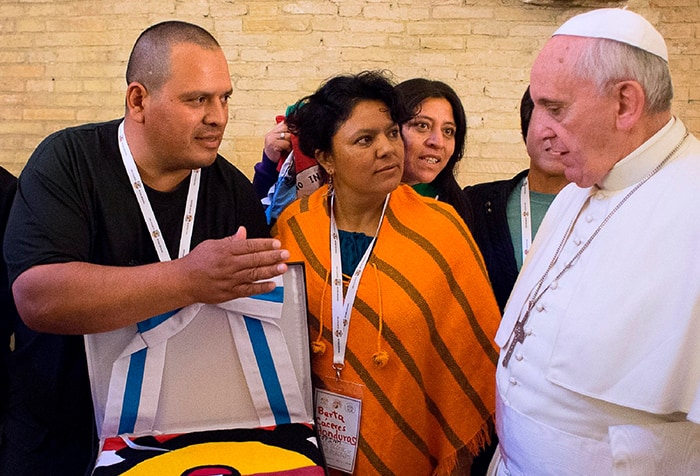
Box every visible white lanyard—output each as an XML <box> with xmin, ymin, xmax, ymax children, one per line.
<box><xmin>329</xmin><ymin>193</ymin><xmax>390</xmax><ymax>378</ymax></box>
<box><xmin>520</xmin><ymin>177</ymin><xmax>532</xmax><ymax>263</ymax></box>
<box><xmin>118</xmin><ymin>121</ymin><xmax>201</xmax><ymax>261</ymax></box>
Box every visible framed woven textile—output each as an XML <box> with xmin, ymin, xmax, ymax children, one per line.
<box><xmin>84</xmin><ymin>263</ymin><xmax>326</xmax><ymax>475</ymax></box>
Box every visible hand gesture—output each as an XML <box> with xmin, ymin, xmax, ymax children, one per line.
<box><xmin>180</xmin><ymin>227</ymin><xmax>289</xmax><ymax>304</ymax></box>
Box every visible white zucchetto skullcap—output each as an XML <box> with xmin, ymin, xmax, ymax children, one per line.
<box><xmin>553</xmin><ymin>8</ymin><xmax>668</xmax><ymax>62</ymax></box>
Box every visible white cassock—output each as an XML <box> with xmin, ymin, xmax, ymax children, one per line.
<box><xmin>492</xmin><ymin>118</ymin><xmax>700</xmax><ymax>476</ymax></box>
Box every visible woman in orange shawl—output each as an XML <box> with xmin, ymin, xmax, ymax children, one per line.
<box><xmin>274</xmin><ymin>71</ymin><xmax>500</xmax><ymax>475</ymax></box>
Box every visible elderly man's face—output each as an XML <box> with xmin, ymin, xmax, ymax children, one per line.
<box><xmin>529</xmin><ymin>36</ymin><xmax>623</xmax><ymax>188</ymax></box>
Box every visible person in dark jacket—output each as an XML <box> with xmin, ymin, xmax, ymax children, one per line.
<box><xmin>0</xmin><ymin>167</ymin><xmax>17</xmax><ymax>440</ymax></box>
<box><xmin>463</xmin><ymin>86</ymin><xmax>569</xmax><ymax>312</ymax></box>
<box><xmin>463</xmin><ymin>86</ymin><xmax>569</xmax><ymax>476</ymax></box>
<box><xmin>396</xmin><ymin>78</ymin><xmax>473</xmax><ymax>224</ymax></box>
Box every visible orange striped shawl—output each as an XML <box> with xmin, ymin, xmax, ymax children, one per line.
<box><xmin>274</xmin><ymin>184</ymin><xmax>500</xmax><ymax>475</ymax></box>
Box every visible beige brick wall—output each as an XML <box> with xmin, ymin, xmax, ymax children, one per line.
<box><xmin>1</xmin><ymin>0</ymin><xmax>699</xmax><ymax>186</ymax></box>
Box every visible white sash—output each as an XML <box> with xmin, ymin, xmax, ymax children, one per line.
<box><xmin>86</xmin><ymin>273</ymin><xmax>310</xmax><ymax>440</ymax></box>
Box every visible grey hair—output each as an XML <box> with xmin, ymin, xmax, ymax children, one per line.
<box><xmin>572</xmin><ymin>37</ymin><xmax>673</xmax><ymax>114</ymax></box>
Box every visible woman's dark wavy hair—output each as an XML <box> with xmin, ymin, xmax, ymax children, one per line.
<box><xmin>286</xmin><ymin>70</ymin><xmax>409</xmax><ymax>165</ymax></box>
<box><xmin>395</xmin><ymin>78</ymin><xmax>472</xmax><ymax>223</ymax></box>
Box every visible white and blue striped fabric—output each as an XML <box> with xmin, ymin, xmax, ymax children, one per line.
<box><xmin>86</xmin><ymin>272</ymin><xmax>311</xmax><ymax>441</ymax></box>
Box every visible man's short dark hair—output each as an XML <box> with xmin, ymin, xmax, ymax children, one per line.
<box><xmin>126</xmin><ymin>21</ymin><xmax>221</xmax><ymax>92</ymax></box>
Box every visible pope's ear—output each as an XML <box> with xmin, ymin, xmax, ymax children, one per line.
<box><xmin>614</xmin><ymin>80</ymin><xmax>645</xmax><ymax>131</ymax></box>
<box><xmin>125</xmin><ymin>82</ymin><xmax>148</xmax><ymax>123</ymax></box>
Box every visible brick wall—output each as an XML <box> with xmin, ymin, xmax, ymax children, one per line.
<box><xmin>1</xmin><ymin>0</ymin><xmax>698</xmax><ymax>186</ymax></box>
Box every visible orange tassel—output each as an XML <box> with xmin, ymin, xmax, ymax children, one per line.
<box><xmin>372</xmin><ymin>350</ymin><xmax>389</xmax><ymax>368</ymax></box>
<box><xmin>311</xmin><ymin>268</ymin><xmax>331</xmax><ymax>357</ymax></box>
<box><xmin>371</xmin><ymin>264</ymin><xmax>389</xmax><ymax>368</ymax></box>
<box><xmin>311</xmin><ymin>340</ymin><xmax>327</xmax><ymax>356</ymax></box>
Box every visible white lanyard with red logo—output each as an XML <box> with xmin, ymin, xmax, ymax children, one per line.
<box><xmin>117</xmin><ymin>120</ymin><xmax>200</xmax><ymax>261</ymax></box>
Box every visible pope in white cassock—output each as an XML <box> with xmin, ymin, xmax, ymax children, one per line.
<box><xmin>490</xmin><ymin>8</ymin><xmax>700</xmax><ymax>476</ymax></box>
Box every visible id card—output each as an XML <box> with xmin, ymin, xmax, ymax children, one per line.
<box><xmin>315</xmin><ymin>387</ymin><xmax>362</xmax><ymax>473</ymax></box>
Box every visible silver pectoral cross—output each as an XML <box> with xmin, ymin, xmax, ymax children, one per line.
<box><xmin>502</xmin><ymin>317</ymin><xmax>527</xmax><ymax>368</ymax></box>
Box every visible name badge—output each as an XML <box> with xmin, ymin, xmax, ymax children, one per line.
<box><xmin>315</xmin><ymin>388</ymin><xmax>362</xmax><ymax>473</ymax></box>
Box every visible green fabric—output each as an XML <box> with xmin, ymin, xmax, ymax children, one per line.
<box><xmin>338</xmin><ymin>230</ymin><xmax>372</xmax><ymax>276</ymax></box>
<box><xmin>530</xmin><ymin>190</ymin><xmax>557</xmax><ymax>238</ymax></box>
<box><xmin>507</xmin><ymin>177</ymin><xmax>557</xmax><ymax>270</ymax></box>
<box><xmin>411</xmin><ymin>181</ymin><xmax>439</xmax><ymax>198</ymax></box>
